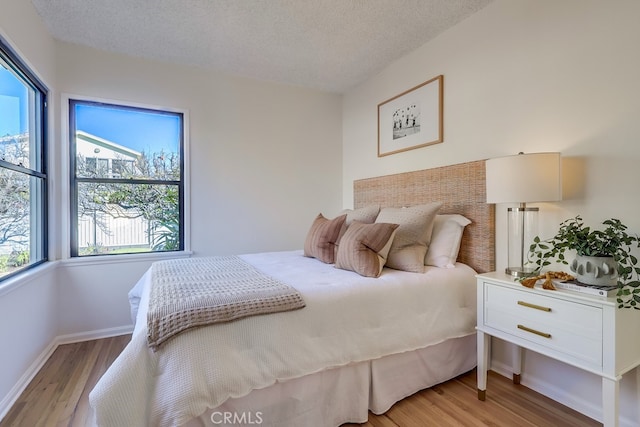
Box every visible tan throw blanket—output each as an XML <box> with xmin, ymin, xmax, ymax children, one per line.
<box><xmin>147</xmin><ymin>256</ymin><xmax>305</xmax><ymax>350</ymax></box>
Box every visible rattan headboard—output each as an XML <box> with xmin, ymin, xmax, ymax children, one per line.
<box><xmin>354</xmin><ymin>160</ymin><xmax>495</xmax><ymax>273</ymax></box>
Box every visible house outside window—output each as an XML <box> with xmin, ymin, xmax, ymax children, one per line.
<box><xmin>69</xmin><ymin>100</ymin><xmax>184</xmax><ymax>257</ymax></box>
<box><xmin>0</xmin><ymin>37</ymin><xmax>48</xmax><ymax>281</ymax></box>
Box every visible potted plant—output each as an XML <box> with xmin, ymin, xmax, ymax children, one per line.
<box><xmin>525</xmin><ymin>216</ymin><xmax>640</xmax><ymax>309</ymax></box>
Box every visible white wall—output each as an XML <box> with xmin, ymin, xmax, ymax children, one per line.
<box><xmin>342</xmin><ymin>0</ymin><xmax>640</xmax><ymax>423</ymax></box>
<box><xmin>0</xmin><ymin>266</ymin><xmax>58</xmax><ymax>417</ymax></box>
<box><xmin>0</xmin><ymin>0</ymin><xmax>58</xmax><ymax>417</ymax></box>
<box><xmin>55</xmin><ymin>42</ymin><xmax>343</xmax><ymax>257</ymax></box>
<box><xmin>0</xmin><ymin>0</ymin><xmax>343</xmax><ymax>414</ymax></box>
<box><xmin>52</xmin><ymin>43</ymin><xmax>343</xmax><ymax>334</ymax></box>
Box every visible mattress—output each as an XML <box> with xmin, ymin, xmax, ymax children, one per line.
<box><xmin>90</xmin><ymin>250</ymin><xmax>478</xmax><ymax>427</ymax></box>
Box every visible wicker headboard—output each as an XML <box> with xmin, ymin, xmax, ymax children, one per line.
<box><xmin>354</xmin><ymin>160</ymin><xmax>495</xmax><ymax>273</ymax></box>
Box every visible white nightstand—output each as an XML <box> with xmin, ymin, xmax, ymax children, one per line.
<box><xmin>476</xmin><ymin>272</ymin><xmax>640</xmax><ymax>427</ymax></box>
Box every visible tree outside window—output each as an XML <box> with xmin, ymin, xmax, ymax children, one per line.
<box><xmin>0</xmin><ymin>39</ymin><xmax>47</xmax><ymax>281</ymax></box>
<box><xmin>69</xmin><ymin>101</ymin><xmax>184</xmax><ymax>257</ymax></box>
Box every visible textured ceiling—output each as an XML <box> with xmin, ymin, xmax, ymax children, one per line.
<box><xmin>31</xmin><ymin>0</ymin><xmax>493</xmax><ymax>93</ymax></box>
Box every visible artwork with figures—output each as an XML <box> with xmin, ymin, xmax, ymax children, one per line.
<box><xmin>378</xmin><ymin>75</ymin><xmax>443</xmax><ymax>157</ymax></box>
<box><xmin>392</xmin><ymin>103</ymin><xmax>420</xmax><ymax>140</ymax></box>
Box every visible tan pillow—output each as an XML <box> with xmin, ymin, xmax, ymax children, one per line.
<box><xmin>337</xmin><ymin>205</ymin><xmax>381</xmax><ymax>244</ymax></box>
<box><xmin>335</xmin><ymin>221</ymin><xmax>399</xmax><ymax>277</ymax></box>
<box><xmin>339</xmin><ymin>205</ymin><xmax>380</xmax><ymax>227</ymax></box>
<box><xmin>425</xmin><ymin>214</ymin><xmax>472</xmax><ymax>268</ymax></box>
<box><xmin>375</xmin><ymin>202</ymin><xmax>442</xmax><ymax>273</ymax></box>
<box><xmin>303</xmin><ymin>213</ymin><xmax>347</xmax><ymax>263</ymax></box>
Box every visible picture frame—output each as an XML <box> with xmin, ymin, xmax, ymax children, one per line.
<box><xmin>377</xmin><ymin>75</ymin><xmax>443</xmax><ymax>157</ymax></box>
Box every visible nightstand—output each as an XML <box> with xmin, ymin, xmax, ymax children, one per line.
<box><xmin>476</xmin><ymin>272</ymin><xmax>640</xmax><ymax>427</ymax></box>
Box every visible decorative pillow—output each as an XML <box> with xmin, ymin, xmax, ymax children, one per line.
<box><xmin>336</xmin><ymin>205</ymin><xmax>381</xmax><ymax>244</ymax></box>
<box><xmin>425</xmin><ymin>214</ymin><xmax>472</xmax><ymax>268</ymax></box>
<box><xmin>375</xmin><ymin>202</ymin><xmax>442</xmax><ymax>273</ymax></box>
<box><xmin>338</xmin><ymin>205</ymin><xmax>380</xmax><ymax>227</ymax></box>
<box><xmin>335</xmin><ymin>221</ymin><xmax>399</xmax><ymax>278</ymax></box>
<box><xmin>303</xmin><ymin>213</ymin><xmax>347</xmax><ymax>264</ymax></box>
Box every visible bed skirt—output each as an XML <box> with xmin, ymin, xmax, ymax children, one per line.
<box><xmin>184</xmin><ymin>334</ymin><xmax>476</xmax><ymax>427</ymax></box>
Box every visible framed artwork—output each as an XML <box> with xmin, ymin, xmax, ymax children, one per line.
<box><xmin>377</xmin><ymin>75</ymin><xmax>443</xmax><ymax>157</ymax></box>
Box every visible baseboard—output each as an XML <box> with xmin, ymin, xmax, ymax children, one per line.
<box><xmin>0</xmin><ymin>340</ymin><xmax>57</xmax><ymax>421</ymax></box>
<box><xmin>490</xmin><ymin>360</ymin><xmax>637</xmax><ymax>427</ymax></box>
<box><xmin>56</xmin><ymin>324</ymin><xmax>133</xmax><ymax>345</ymax></box>
<box><xmin>0</xmin><ymin>325</ymin><xmax>133</xmax><ymax>422</ymax></box>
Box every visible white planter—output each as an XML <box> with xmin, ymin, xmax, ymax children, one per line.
<box><xmin>570</xmin><ymin>255</ymin><xmax>618</xmax><ymax>286</ymax></box>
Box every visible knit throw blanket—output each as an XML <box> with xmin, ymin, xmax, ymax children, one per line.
<box><xmin>147</xmin><ymin>256</ymin><xmax>306</xmax><ymax>350</ymax></box>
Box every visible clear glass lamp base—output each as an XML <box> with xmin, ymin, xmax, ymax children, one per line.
<box><xmin>506</xmin><ymin>205</ymin><xmax>539</xmax><ymax>279</ymax></box>
<box><xmin>505</xmin><ymin>266</ymin><xmax>537</xmax><ymax>278</ymax></box>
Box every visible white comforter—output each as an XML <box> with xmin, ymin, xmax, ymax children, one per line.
<box><xmin>89</xmin><ymin>250</ymin><xmax>477</xmax><ymax>427</ymax></box>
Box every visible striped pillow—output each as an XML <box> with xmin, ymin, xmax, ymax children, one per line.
<box><xmin>303</xmin><ymin>213</ymin><xmax>347</xmax><ymax>263</ymax></box>
<box><xmin>335</xmin><ymin>221</ymin><xmax>399</xmax><ymax>277</ymax></box>
<box><xmin>336</xmin><ymin>205</ymin><xmax>381</xmax><ymax>248</ymax></box>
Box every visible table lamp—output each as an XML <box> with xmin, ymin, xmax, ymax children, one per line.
<box><xmin>486</xmin><ymin>152</ymin><xmax>562</xmax><ymax>277</ymax></box>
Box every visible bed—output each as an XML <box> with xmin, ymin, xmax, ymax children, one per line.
<box><xmin>89</xmin><ymin>160</ymin><xmax>495</xmax><ymax>427</ymax></box>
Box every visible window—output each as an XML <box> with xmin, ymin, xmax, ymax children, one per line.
<box><xmin>0</xmin><ymin>37</ymin><xmax>48</xmax><ymax>281</ymax></box>
<box><xmin>69</xmin><ymin>101</ymin><xmax>184</xmax><ymax>257</ymax></box>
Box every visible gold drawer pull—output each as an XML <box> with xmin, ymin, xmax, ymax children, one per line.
<box><xmin>517</xmin><ymin>324</ymin><xmax>552</xmax><ymax>339</ymax></box>
<box><xmin>518</xmin><ymin>301</ymin><xmax>552</xmax><ymax>312</ymax></box>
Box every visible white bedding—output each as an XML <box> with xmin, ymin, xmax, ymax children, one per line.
<box><xmin>90</xmin><ymin>250</ymin><xmax>477</xmax><ymax>427</ymax></box>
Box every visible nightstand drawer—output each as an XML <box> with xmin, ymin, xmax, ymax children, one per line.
<box><xmin>484</xmin><ymin>283</ymin><xmax>603</xmax><ymax>366</ymax></box>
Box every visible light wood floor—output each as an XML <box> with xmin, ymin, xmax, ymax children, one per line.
<box><xmin>0</xmin><ymin>335</ymin><xmax>130</xmax><ymax>427</ymax></box>
<box><xmin>1</xmin><ymin>335</ymin><xmax>601</xmax><ymax>427</ymax></box>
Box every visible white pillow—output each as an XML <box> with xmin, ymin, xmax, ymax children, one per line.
<box><xmin>425</xmin><ymin>214</ymin><xmax>472</xmax><ymax>268</ymax></box>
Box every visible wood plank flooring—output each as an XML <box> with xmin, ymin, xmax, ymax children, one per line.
<box><xmin>1</xmin><ymin>335</ymin><xmax>130</xmax><ymax>427</ymax></box>
<box><xmin>345</xmin><ymin>370</ymin><xmax>600</xmax><ymax>427</ymax></box>
<box><xmin>1</xmin><ymin>335</ymin><xmax>601</xmax><ymax>426</ymax></box>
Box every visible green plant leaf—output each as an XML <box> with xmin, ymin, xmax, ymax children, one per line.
<box><xmin>526</xmin><ymin>215</ymin><xmax>640</xmax><ymax>308</ymax></box>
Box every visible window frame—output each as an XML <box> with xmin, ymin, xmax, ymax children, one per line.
<box><xmin>68</xmin><ymin>99</ymin><xmax>186</xmax><ymax>258</ymax></box>
<box><xmin>0</xmin><ymin>35</ymin><xmax>48</xmax><ymax>283</ymax></box>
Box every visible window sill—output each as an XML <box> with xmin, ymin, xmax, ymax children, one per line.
<box><xmin>0</xmin><ymin>261</ymin><xmax>59</xmax><ymax>298</ymax></box>
<box><xmin>0</xmin><ymin>252</ymin><xmax>194</xmax><ymax>297</ymax></box>
<box><xmin>60</xmin><ymin>250</ymin><xmax>193</xmax><ymax>268</ymax></box>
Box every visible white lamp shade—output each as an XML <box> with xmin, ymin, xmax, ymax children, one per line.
<box><xmin>486</xmin><ymin>152</ymin><xmax>562</xmax><ymax>204</ymax></box>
